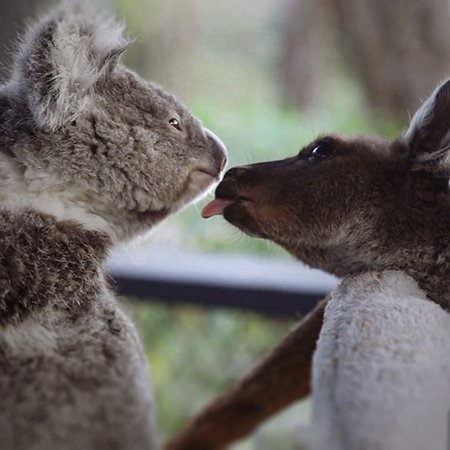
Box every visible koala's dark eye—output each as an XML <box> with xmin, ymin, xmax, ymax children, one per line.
<box><xmin>310</xmin><ymin>141</ymin><xmax>335</xmax><ymax>160</ymax></box>
<box><xmin>169</xmin><ymin>118</ymin><xmax>182</xmax><ymax>131</ymax></box>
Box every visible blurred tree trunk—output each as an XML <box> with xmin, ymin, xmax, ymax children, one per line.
<box><xmin>119</xmin><ymin>0</ymin><xmax>201</xmax><ymax>101</ymax></box>
<box><xmin>280</xmin><ymin>0</ymin><xmax>450</xmax><ymax>123</ymax></box>
<box><xmin>0</xmin><ymin>0</ymin><xmax>200</xmax><ymax>98</ymax></box>
<box><xmin>279</xmin><ymin>0</ymin><xmax>333</xmax><ymax>110</ymax></box>
<box><xmin>0</xmin><ymin>0</ymin><xmax>50</xmax><ymax>83</ymax></box>
<box><xmin>329</xmin><ymin>0</ymin><xmax>450</xmax><ymax>122</ymax></box>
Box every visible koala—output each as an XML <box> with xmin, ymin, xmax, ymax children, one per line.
<box><xmin>0</xmin><ymin>2</ymin><xmax>227</xmax><ymax>450</ymax></box>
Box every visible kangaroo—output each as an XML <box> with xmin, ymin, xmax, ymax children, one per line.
<box><xmin>0</xmin><ymin>2</ymin><xmax>227</xmax><ymax>450</ymax></box>
<box><xmin>166</xmin><ymin>79</ymin><xmax>450</xmax><ymax>449</ymax></box>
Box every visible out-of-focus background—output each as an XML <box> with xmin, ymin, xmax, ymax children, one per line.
<box><xmin>1</xmin><ymin>0</ymin><xmax>450</xmax><ymax>448</ymax></box>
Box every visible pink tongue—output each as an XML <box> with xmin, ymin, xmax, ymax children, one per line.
<box><xmin>201</xmin><ymin>199</ymin><xmax>234</xmax><ymax>218</ymax></box>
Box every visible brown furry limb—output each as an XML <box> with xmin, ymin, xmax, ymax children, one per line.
<box><xmin>163</xmin><ymin>298</ymin><xmax>328</xmax><ymax>450</ymax></box>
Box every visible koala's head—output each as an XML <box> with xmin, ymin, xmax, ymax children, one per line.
<box><xmin>203</xmin><ymin>80</ymin><xmax>450</xmax><ymax>277</ymax></box>
<box><xmin>0</xmin><ymin>2</ymin><xmax>227</xmax><ymax>242</ymax></box>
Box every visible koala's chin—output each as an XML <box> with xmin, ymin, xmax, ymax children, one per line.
<box><xmin>0</xmin><ymin>2</ymin><xmax>227</xmax><ymax>450</ymax></box>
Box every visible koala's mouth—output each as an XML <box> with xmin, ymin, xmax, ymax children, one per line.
<box><xmin>193</xmin><ymin>166</ymin><xmax>222</xmax><ymax>180</ymax></box>
<box><xmin>190</xmin><ymin>165</ymin><xmax>223</xmax><ymax>190</ymax></box>
<box><xmin>174</xmin><ymin>165</ymin><xmax>225</xmax><ymax>211</ymax></box>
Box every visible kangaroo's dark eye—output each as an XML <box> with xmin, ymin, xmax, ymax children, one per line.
<box><xmin>310</xmin><ymin>141</ymin><xmax>335</xmax><ymax>160</ymax></box>
<box><xmin>169</xmin><ymin>118</ymin><xmax>182</xmax><ymax>131</ymax></box>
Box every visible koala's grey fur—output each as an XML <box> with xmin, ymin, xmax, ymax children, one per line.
<box><xmin>0</xmin><ymin>2</ymin><xmax>227</xmax><ymax>450</ymax></box>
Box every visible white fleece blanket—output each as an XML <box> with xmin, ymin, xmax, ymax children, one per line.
<box><xmin>311</xmin><ymin>271</ymin><xmax>450</xmax><ymax>450</ymax></box>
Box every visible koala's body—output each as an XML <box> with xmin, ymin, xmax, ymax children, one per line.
<box><xmin>0</xmin><ymin>211</ymin><xmax>156</xmax><ymax>450</ymax></box>
<box><xmin>0</xmin><ymin>3</ymin><xmax>226</xmax><ymax>450</ymax></box>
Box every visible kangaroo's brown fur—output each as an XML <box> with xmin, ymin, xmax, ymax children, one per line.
<box><xmin>165</xmin><ymin>79</ymin><xmax>450</xmax><ymax>449</ymax></box>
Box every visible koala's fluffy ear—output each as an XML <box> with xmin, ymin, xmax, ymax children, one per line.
<box><xmin>405</xmin><ymin>80</ymin><xmax>450</xmax><ymax>174</ymax></box>
<box><xmin>11</xmin><ymin>1</ymin><xmax>131</xmax><ymax>131</ymax></box>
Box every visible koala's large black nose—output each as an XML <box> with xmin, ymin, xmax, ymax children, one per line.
<box><xmin>205</xmin><ymin>129</ymin><xmax>228</xmax><ymax>173</ymax></box>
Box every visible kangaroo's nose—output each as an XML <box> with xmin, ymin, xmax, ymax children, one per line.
<box><xmin>205</xmin><ymin>128</ymin><xmax>228</xmax><ymax>172</ymax></box>
<box><xmin>224</xmin><ymin>166</ymin><xmax>250</xmax><ymax>179</ymax></box>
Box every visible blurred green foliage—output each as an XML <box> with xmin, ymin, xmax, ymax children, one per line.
<box><xmin>125</xmin><ymin>300</ymin><xmax>296</xmax><ymax>441</ymax></box>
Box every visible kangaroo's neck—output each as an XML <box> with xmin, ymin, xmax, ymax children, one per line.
<box><xmin>371</xmin><ymin>214</ymin><xmax>450</xmax><ymax>311</ymax></box>
<box><xmin>288</xmin><ymin>210</ymin><xmax>450</xmax><ymax>312</ymax></box>
<box><xmin>397</xmin><ymin>236</ymin><xmax>450</xmax><ymax>311</ymax></box>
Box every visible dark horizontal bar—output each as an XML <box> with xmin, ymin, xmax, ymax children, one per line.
<box><xmin>111</xmin><ymin>275</ymin><xmax>325</xmax><ymax>317</ymax></box>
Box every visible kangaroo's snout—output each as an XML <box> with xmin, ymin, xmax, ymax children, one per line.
<box><xmin>223</xmin><ymin>166</ymin><xmax>250</xmax><ymax>180</ymax></box>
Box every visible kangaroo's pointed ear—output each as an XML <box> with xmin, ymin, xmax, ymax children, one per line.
<box><xmin>10</xmin><ymin>1</ymin><xmax>131</xmax><ymax>131</ymax></box>
<box><xmin>405</xmin><ymin>80</ymin><xmax>450</xmax><ymax>174</ymax></box>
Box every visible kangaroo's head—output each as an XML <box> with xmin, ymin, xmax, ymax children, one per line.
<box><xmin>203</xmin><ymin>80</ymin><xmax>450</xmax><ymax>282</ymax></box>
<box><xmin>0</xmin><ymin>2</ymin><xmax>227</xmax><ymax>242</ymax></box>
